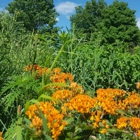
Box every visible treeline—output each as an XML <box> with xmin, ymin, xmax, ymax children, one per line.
<box><xmin>0</xmin><ymin>0</ymin><xmax>140</xmax><ymax>46</ymax></box>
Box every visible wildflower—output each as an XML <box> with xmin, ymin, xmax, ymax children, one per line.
<box><xmin>116</xmin><ymin>117</ymin><xmax>128</xmax><ymax>129</ymax></box>
<box><xmin>50</xmin><ymin>70</ymin><xmax>74</xmax><ymax>90</ymax></box>
<box><xmin>102</xmin><ymin>120</ymin><xmax>106</xmax><ymax>125</ymax></box>
<box><xmin>105</xmin><ymin>124</ymin><xmax>109</xmax><ymax>129</ymax></box>
<box><xmin>93</xmin><ymin>122</ymin><xmax>99</xmax><ymax>128</ymax></box>
<box><xmin>90</xmin><ymin>111</ymin><xmax>102</xmax><ymax>128</ymax></box>
<box><xmin>96</xmin><ymin>88</ymin><xmax>126</xmax><ymax>99</ymax></box>
<box><xmin>137</xmin><ymin>130</ymin><xmax>140</xmax><ymax>137</ymax></box>
<box><xmin>136</xmin><ymin>82</ymin><xmax>140</xmax><ymax>90</ymax></box>
<box><xmin>50</xmin><ymin>71</ymin><xmax>73</xmax><ymax>84</ymax></box>
<box><xmin>65</xmin><ymin>94</ymin><xmax>95</xmax><ymax>114</ymax></box>
<box><xmin>26</xmin><ymin>102</ymin><xmax>67</xmax><ymax>139</ymax></box>
<box><xmin>95</xmin><ymin>88</ymin><xmax>128</xmax><ymax>114</ymax></box>
<box><xmin>70</xmin><ymin>82</ymin><xmax>84</xmax><ymax>94</ymax></box>
<box><xmin>100</xmin><ymin>129</ymin><xmax>107</xmax><ymax>134</ymax></box>
<box><xmin>129</xmin><ymin>117</ymin><xmax>140</xmax><ymax>129</ymax></box>
<box><xmin>24</xmin><ymin>64</ymin><xmax>41</xmax><ymax>72</ymax></box>
<box><xmin>122</xmin><ymin>92</ymin><xmax>140</xmax><ymax>110</ymax></box>
<box><xmin>99</xmin><ymin>99</ymin><xmax>118</xmax><ymax>115</ymax></box>
<box><xmin>0</xmin><ymin>132</ymin><xmax>3</xmax><ymax>140</ymax></box>
<box><xmin>51</xmin><ymin>68</ymin><xmax>61</xmax><ymax>74</ymax></box>
<box><xmin>52</xmin><ymin>89</ymin><xmax>74</xmax><ymax>101</ymax></box>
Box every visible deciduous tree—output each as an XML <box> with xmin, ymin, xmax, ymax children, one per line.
<box><xmin>6</xmin><ymin>0</ymin><xmax>59</xmax><ymax>33</ymax></box>
<box><xmin>70</xmin><ymin>0</ymin><xmax>140</xmax><ymax>46</ymax></box>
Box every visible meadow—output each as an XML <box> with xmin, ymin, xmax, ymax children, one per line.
<box><xmin>0</xmin><ymin>13</ymin><xmax>140</xmax><ymax>140</ymax></box>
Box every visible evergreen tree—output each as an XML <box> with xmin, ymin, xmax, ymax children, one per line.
<box><xmin>6</xmin><ymin>0</ymin><xmax>59</xmax><ymax>33</ymax></box>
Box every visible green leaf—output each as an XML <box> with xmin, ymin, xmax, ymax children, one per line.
<box><xmin>39</xmin><ymin>82</ymin><xmax>70</xmax><ymax>95</ymax></box>
<box><xmin>66</xmin><ymin>117</ymin><xmax>74</xmax><ymax>125</ymax></box>
<box><xmin>107</xmin><ymin>128</ymin><xmax>124</xmax><ymax>133</ymax></box>
<box><xmin>24</xmin><ymin>101</ymin><xmax>30</xmax><ymax>112</ymax></box>
<box><xmin>38</xmin><ymin>94</ymin><xmax>58</xmax><ymax>101</ymax></box>
<box><xmin>16</xmin><ymin>117</ymin><xmax>22</xmax><ymax>140</ymax></box>
<box><xmin>29</xmin><ymin>99</ymin><xmax>40</xmax><ymax>104</ymax></box>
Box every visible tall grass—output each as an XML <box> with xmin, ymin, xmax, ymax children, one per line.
<box><xmin>0</xmin><ymin>12</ymin><xmax>140</xmax><ymax>140</ymax></box>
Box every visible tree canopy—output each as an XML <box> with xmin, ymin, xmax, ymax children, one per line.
<box><xmin>70</xmin><ymin>0</ymin><xmax>140</xmax><ymax>46</ymax></box>
<box><xmin>70</xmin><ymin>0</ymin><xmax>107</xmax><ymax>39</ymax></box>
<box><xmin>6</xmin><ymin>0</ymin><xmax>59</xmax><ymax>33</ymax></box>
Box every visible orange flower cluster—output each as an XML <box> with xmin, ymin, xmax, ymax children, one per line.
<box><xmin>52</xmin><ymin>82</ymin><xmax>84</xmax><ymax>103</ymax></box>
<box><xmin>90</xmin><ymin>111</ymin><xmax>109</xmax><ymax>134</ymax></box>
<box><xmin>90</xmin><ymin>111</ymin><xmax>102</xmax><ymax>128</ymax></box>
<box><xmin>96</xmin><ymin>88</ymin><xmax>126</xmax><ymax>99</ymax></box>
<box><xmin>121</xmin><ymin>92</ymin><xmax>140</xmax><ymax>110</ymax></box>
<box><xmin>64</xmin><ymin>94</ymin><xmax>96</xmax><ymax>114</ymax></box>
<box><xmin>52</xmin><ymin>89</ymin><xmax>74</xmax><ymax>101</ymax></box>
<box><xmin>0</xmin><ymin>132</ymin><xmax>3</xmax><ymax>140</ymax></box>
<box><xmin>70</xmin><ymin>82</ymin><xmax>84</xmax><ymax>94</ymax></box>
<box><xmin>50</xmin><ymin>68</ymin><xmax>73</xmax><ymax>89</ymax></box>
<box><xmin>24</xmin><ymin>64</ymin><xmax>41</xmax><ymax>72</ymax></box>
<box><xmin>116</xmin><ymin>117</ymin><xmax>140</xmax><ymax>136</ymax></box>
<box><xmin>95</xmin><ymin>88</ymin><xmax>140</xmax><ymax>115</ymax></box>
<box><xmin>24</xmin><ymin>65</ymin><xmax>75</xmax><ymax>90</ymax></box>
<box><xmin>24</xmin><ymin>65</ymin><xmax>140</xmax><ymax>139</ymax></box>
<box><xmin>25</xmin><ymin>102</ymin><xmax>67</xmax><ymax>139</ymax></box>
<box><xmin>50</xmin><ymin>68</ymin><xmax>73</xmax><ymax>83</ymax></box>
<box><xmin>24</xmin><ymin>64</ymin><xmax>49</xmax><ymax>79</ymax></box>
<box><xmin>116</xmin><ymin>117</ymin><xmax>128</xmax><ymax>129</ymax></box>
<box><xmin>94</xmin><ymin>88</ymin><xmax>125</xmax><ymax>114</ymax></box>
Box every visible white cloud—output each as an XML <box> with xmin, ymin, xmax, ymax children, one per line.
<box><xmin>137</xmin><ymin>18</ymin><xmax>140</xmax><ymax>29</ymax></box>
<box><xmin>66</xmin><ymin>15</ymin><xmax>70</xmax><ymax>19</ymax></box>
<box><xmin>56</xmin><ymin>17</ymin><xmax>59</xmax><ymax>21</ymax></box>
<box><xmin>55</xmin><ymin>1</ymin><xmax>79</xmax><ymax>15</ymax></box>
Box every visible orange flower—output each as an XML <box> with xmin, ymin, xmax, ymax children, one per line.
<box><xmin>70</xmin><ymin>82</ymin><xmax>84</xmax><ymax>94</ymax></box>
<box><xmin>137</xmin><ymin>130</ymin><xmax>140</xmax><ymax>137</ymax></box>
<box><xmin>136</xmin><ymin>82</ymin><xmax>140</xmax><ymax>90</ymax></box>
<box><xmin>129</xmin><ymin>117</ymin><xmax>140</xmax><ymax>129</ymax></box>
<box><xmin>65</xmin><ymin>94</ymin><xmax>96</xmax><ymax>114</ymax></box>
<box><xmin>102</xmin><ymin>120</ymin><xmax>106</xmax><ymax>125</ymax></box>
<box><xmin>116</xmin><ymin>117</ymin><xmax>128</xmax><ymax>129</ymax></box>
<box><xmin>0</xmin><ymin>132</ymin><xmax>3</xmax><ymax>140</ymax></box>
<box><xmin>100</xmin><ymin>129</ymin><xmax>107</xmax><ymax>134</ymax></box>
<box><xmin>26</xmin><ymin>102</ymin><xmax>67</xmax><ymax>139</ymax></box>
<box><xmin>52</xmin><ymin>89</ymin><xmax>74</xmax><ymax>101</ymax></box>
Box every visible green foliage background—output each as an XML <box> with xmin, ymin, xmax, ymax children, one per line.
<box><xmin>0</xmin><ymin>0</ymin><xmax>140</xmax><ymax>139</ymax></box>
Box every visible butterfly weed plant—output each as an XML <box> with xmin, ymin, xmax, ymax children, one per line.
<box><xmin>0</xmin><ymin>24</ymin><xmax>140</xmax><ymax>140</ymax></box>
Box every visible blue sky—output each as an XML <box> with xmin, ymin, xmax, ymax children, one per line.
<box><xmin>0</xmin><ymin>0</ymin><xmax>140</xmax><ymax>30</ymax></box>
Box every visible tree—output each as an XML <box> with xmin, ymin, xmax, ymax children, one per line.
<box><xmin>100</xmin><ymin>0</ymin><xmax>140</xmax><ymax>46</ymax></box>
<box><xmin>70</xmin><ymin>0</ymin><xmax>107</xmax><ymax>40</ymax></box>
<box><xmin>70</xmin><ymin>0</ymin><xmax>140</xmax><ymax>46</ymax></box>
<box><xmin>6</xmin><ymin>0</ymin><xmax>59</xmax><ymax>33</ymax></box>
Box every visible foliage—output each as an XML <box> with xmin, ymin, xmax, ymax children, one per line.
<box><xmin>6</xmin><ymin>0</ymin><xmax>59</xmax><ymax>33</ymax></box>
<box><xmin>100</xmin><ymin>0</ymin><xmax>140</xmax><ymax>46</ymax></box>
<box><xmin>2</xmin><ymin>65</ymin><xmax>140</xmax><ymax>140</ymax></box>
<box><xmin>57</xmin><ymin>34</ymin><xmax>140</xmax><ymax>92</ymax></box>
<box><xmin>70</xmin><ymin>0</ymin><xmax>107</xmax><ymax>40</ymax></box>
<box><xmin>70</xmin><ymin>0</ymin><xmax>140</xmax><ymax>46</ymax></box>
<box><xmin>0</xmin><ymin>11</ymin><xmax>26</xmax><ymax>89</ymax></box>
<box><xmin>0</xmin><ymin>11</ymin><xmax>57</xmax><ymax>87</ymax></box>
<box><xmin>1</xmin><ymin>1</ymin><xmax>140</xmax><ymax>139</ymax></box>
<box><xmin>0</xmin><ymin>12</ymin><xmax>59</xmax><ymax>133</ymax></box>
